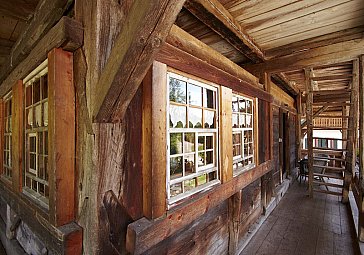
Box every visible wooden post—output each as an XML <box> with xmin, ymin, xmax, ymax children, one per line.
<box><xmin>48</xmin><ymin>48</ymin><xmax>76</xmax><ymax>227</ymax></box>
<box><xmin>358</xmin><ymin>55</ymin><xmax>364</xmax><ymax>241</ymax></box>
<box><xmin>305</xmin><ymin>68</ymin><xmax>314</xmax><ymax>198</ymax></box>
<box><xmin>228</xmin><ymin>191</ymin><xmax>242</xmax><ymax>255</ymax></box>
<box><xmin>142</xmin><ymin>61</ymin><xmax>167</xmax><ymax>219</ymax></box>
<box><xmin>296</xmin><ymin>91</ymin><xmax>302</xmax><ymax>161</ymax></box>
<box><xmin>220</xmin><ymin>87</ymin><xmax>233</xmax><ymax>183</ymax></box>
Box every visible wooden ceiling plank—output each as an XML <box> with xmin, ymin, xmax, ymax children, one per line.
<box><xmin>244</xmin><ymin>39</ymin><xmax>364</xmax><ymax>74</ymax></box>
<box><xmin>0</xmin><ymin>0</ymin><xmax>73</xmax><ymax>83</ymax></box>
<box><xmin>266</xmin><ymin>26</ymin><xmax>364</xmax><ymax>59</ymax></box>
<box><xmin>184</xmin><ymin>0</ymin><xmax>265</xmax><ymax>62</ymax></box>
<box><xmin>311</xmin><ymin>74</ymin><xmax>353</xmax><ymax>81</ymax></box>
<box><xmin>0</xmin><ymin>0</ymin><xmax>37</xmax><ymax>21</ymax></box>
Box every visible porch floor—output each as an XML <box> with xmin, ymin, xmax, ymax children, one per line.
<box><xmin>240</xmin><ymin>180</ymin><xmax>360</xmax><ymax>255</ymax></box>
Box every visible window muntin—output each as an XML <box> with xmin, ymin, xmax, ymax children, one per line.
<box><xmin>23</xmin><ymin>62</ymin><xmax>49</xmax><ymax>207</ymax></box>
<box><xmin>2</xmin><ymin>92</ymin><xmax>12</xmax><ymax>181</ymax></box>
<box><xmin>232</xmin><ymin>94</ymin><xmax>255</xmax><ymax>175</ymax></box>
<box><xmin>167</xmin><ymin>72</ymin><xmax>219</xmax><ymax>205</ymax></box>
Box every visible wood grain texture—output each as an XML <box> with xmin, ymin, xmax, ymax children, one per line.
<box><xmin>228</xmin><ymin>191</ymin><xmax>242</xmax><ymax>254</ymax></box>
<box><xmin>220</xmin><ymin>86</ymin><xmax>233</xmax><ymax>183</ymax></box>
<box><xmin>305</xmin><ymin>69</ymin><xmax>314</xmax><ymax>198</ymax></box>
<box><xmin>359</xmin><ymin>55</ymin><xmax>364</xmax><ymax>241</ymax></box>
<box><xmin>142</xmin><ymin>62</ymin><xmax>167</xmax><ymax>219</ymax></box>
<box><xmin>48</xmin><ymin>48</ymin><xmax>75</xmax><ymax>227</ymax></box>
<box><xmin>11</xmin><ymin>80</ymin><xmax>23</xmax><ymax>192</ymax></box>
<box><xmin>0</xmin><ymin>16</ymin><xmax>83</xmax><ymax>97</ymax></box>
<box><xmin>0</xmin><ymin>0</ymin><xmax>73</xmax><ymax>83</ymax></box>
<box><xmin>93</xmin><ymin>0</ymin><xmax>186</xmax><ymax>122</ymax></box>
<box><xmin>184</xmin><ymin>0</ymin><xmax>264</xmax><ymax>62</ymax></box>
<box><xmin>126</xmin><ymin>160</ymin><xmax>271</xmax><ymax>255</ymax></box>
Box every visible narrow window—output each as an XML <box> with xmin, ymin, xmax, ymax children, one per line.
<box><xmin>2</xmin><ymin>92</ymin><xmax>12</xmax><ymax>181</ymax></box>
<box><xmin>23</xmin><ymin>62</ymin><xmax>49</xmax><ymax>207</ymax></box>
<box><xmin>167</xmin><ymin>72</ymin><xmax>219</xmax><ymax>205</ymax></box>
<box><xmin>232</xmin><ymin>94</ymin><xmax>255</xmax><ymax>175</ymax></box>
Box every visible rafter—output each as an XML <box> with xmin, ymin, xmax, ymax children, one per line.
<box><xmin>184</xmin><ymin>0</ymin><xmax>264</xmax><ymax>63</ymax></box>
<box><xmin>271</xmin><ymin>72</ymin><xmax>299</xmax><ymax>96</ymax></box>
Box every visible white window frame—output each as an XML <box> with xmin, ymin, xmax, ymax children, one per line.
<box><xmin>2</xmin><ymin>91</ymin><xmax>12</xmax><ymax>181</ymax></box>
<box><xmin>232</xmin><ymin>93</ymin><xmax>255</xmax><ymax>176</ymax></box>
<box><xmin>166</xmin><ymin>72</ymin><xmax>220</xmax><ymax>206</ymax></box>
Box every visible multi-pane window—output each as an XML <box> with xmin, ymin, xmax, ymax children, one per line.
<box><xmin>167</xmin><ymin>72</ymin><xmax>219</xmax><ymax>205</ymax></box>
<box><xmin>232</xmin><ymin>94</ymin><xmax>255</xmax><ymax>174</ymax></box>
<box><xmin>23</xmin><ymin>63</ymin><xmax>49</xmax><ymax>207</ymax></box>
<box><xmin>2</xmin><ymin>92</ymin><xmax>12</xmax><ymax>180</ymax></box>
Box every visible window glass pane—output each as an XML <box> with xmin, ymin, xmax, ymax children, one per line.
<box><xmin>233</xmin><ymin>145</ymin><xmax>241</xmax><ymax>157</ymax></box>
<box><xmin>170</xmin><ymin>133</ymin><xmax>183</xmax><ymax>155</ymax></box>
<box><xmin>246</xmin><ymin>100</ymin><xmax>252</xmax><ymax>114</ymax></box>
<box><xmin>208</xmin><ymin>171</ymin><xmax>217</xmax><ymax>181</ymax></box>
<box><xmin>169</xmin><ymin>78</ymin><xmax>186</xmax><ymax>104</ymax></box>
<box><xmin>188</xmin><ymin>107</ymin><xmax>202</xmax><ymax>128</ymax></box>
<box><xmin>184</xmin><ymin>133</ymin><xmax>195</xmax><ymax>153</ymax></box>
<box><xmin>197</xmin><ymin>174</ymin><xmax>207</xmax><ymax>186</ymax></box>
<box><xmin>170</xmin><ymin>183</ymin><xmax>183</xmax><ymax>197</ymax></box>
<box><xmin>239</xmin><ymin>114</ymin><xmax>245</xmax><ymax>128</ymax></box>
<box><xmin>204</xmin><ymin>110</ymin><xmax>215</xmax><ymax>128</ymax></box>
<box><xmin>188</xmin><ymin>84</ymin><xmax>202</xmax><ymax>106</ymax></box>
<box><xmin>43</xmin><ymin>102</ymin><xmax>48</xmax><ymax>127</ymax></box>
<box><xmin>30</xmin><ymin>136</ymin><xmax>36</xmax><ymax>152</ymax></box>
<box><xmin>170</xmin><ymin>156</ymin><xmax>183</xmax><ymax>180</ymax></box>
<box><xmin>33</xmin><ymin>79</ymin><xmax>41</xmax><ymax>104</ymax></box>
<box><xmin>185</xmin><ymin>154</ymin><xmax>195</xmax><ymax>175</ymax></box>
<box><xmin>35</xmin><ymin>104</ymin><xmax>42</xmax><ymax>127</ymax></box>
<box><xmin>26</xmin><ymin>108</ymin><xmax>33</xmax><ymax>128</ymax></box>
<box><xmin>206</xmin><ymin>151</ymin><xmax>213</xmax><ymax>165</ymax></box>
<box><xmin>203</xmin><ymin>89</ymin><xmax>215</xmax><ymax>109</ymax></box>
<box><xmin>198</xmin><ymin>136</ymin><xmax>205</xmax><ymax>151</ymax></box>
<box><xmin>170</xmin><ymin>105</ymin><xmax>186</xmax><ymax>128</ymax></box>
<box><xmin>244</xmin><ymin>146</ymin><xmax>248</xmax><ymax>156</ymax></box>
<box><xmin>232</xmin><ymin>97</ymin><xmax>239</xmax><ymax>112</ymax></box>
<box><xmin>184</xmin><ymin>179</ymin><xmax>196</xmax><ymax>192</ymax></box>
<box><xmin>198</xmin><ymin>152</ymin><xmax>205</xmax><ymax>167</ymax></box>
<box><xmin>246</xmin><ymin>115</ymin><xmax>252</xmax><ymax>128</ymax></box>
<box><xmin>30</xmin><ymin>154</ymin><xmax>36</xmax><ymax>171</ymax></box>
<box><xmin>206</xmin><ymin>136</ymin><xmax>213</xmax><ymax>150</ymax></box>
<box><xmin>42</xmin><ymin>74</ymin><xmax>48</xmax><ymax>99</ymax></box>
<box><xmin>26</xmin><ymin>86</ymin><xmax>32</xmax><ymax>107</ymax></box>
<box><xmin>232</xmin><ymin>113</ymin><xmax>238</xmax><ymax>128</ymax></box>
<box><xmin>249</xmin><ymin>143</ymin><xmax>254</xmax><ymax>156</ymax></box>
<box><xmin>239</xmin><ymin>99</ymin><xmax>246</xmax><ymax>112</ymax></box>
<box><xmin>233</xmin><ymin>133</ymin><xmax>241</xmax><ymax>145</ymax></box>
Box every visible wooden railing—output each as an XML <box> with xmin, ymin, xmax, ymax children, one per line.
<box><xmin>313</xmin><ymin>118</ymin><xmax>342</xmax><ymax>127</ymax></box>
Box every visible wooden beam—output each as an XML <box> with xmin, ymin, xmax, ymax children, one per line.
<box><xmin>228</xmin><ymin>191</ymin><xmax>242</xmax><ymax>255</ymax></box>
<box><xmin>359</xmin><ymin>55</ymin><xmax>364</xmax><ymax>241</ymax></box>
<box><xmin>126</xmin><ymin>161</ymin><xmax>272</xmax><ymax>255</ymax></box>
<box><xmin>93</xmin><ymin>0</ymin><xmax>185</xmax><ymax>122</ymax></box>
<box><xmin>0</xmin><ymin>0</ymin><xmax>73</xmax><ymax>82</ymax></box>
<box><xmin>142</xmin><ymin>62</ymin><xmax>167</xmax><ymax>219</ymax></box>
<box><xmin>245</xmin><ymin>39</ymin><xmax>364</xmax><ymax>74</ymax></box>
<box><xmin>166</xmin><ymin>25</ymin><xmax>260</xmax><ymax>87</ymax></box>
<box><xmin>311</xmin><ymin>74</ymin><xmax>353</xmax><ymax>81</ymax></box>
<box><xmin>305</xmin><ymin>69</ymin><xmax>314</xmax><ymax>198</ymax></box>
<box><xmin>184</xmin><ymin>0</ymin><xmax>264</xmax><ymax>63</ymax></box>
<box><xmin>271</xmin><ymin>72</ymin><xmax>299</xmax><ymax>96</ymax></box>
<box><xmin>266</xmin><ymin>26</ymin><xmax>364</xmax><ymax>59</ymax></box>
<box><xmin>296</xmin><ymin>92</ymin><xmax>302</xmax><ymax>160</ymax></box>
<box><xmin>0</xmin><ymin>0</ymin><xmax>37</xmax><ymax>21</ymax></box>
<box><xmin>0</xmin><ymin>17</ymin><xmax>83</xmax><ymax>96</ymax></box>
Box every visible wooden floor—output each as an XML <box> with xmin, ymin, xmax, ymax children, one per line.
<box><xmin>240</xmin><ymin>180</ymin><xmax>360</xmax><ymax>255</ymax></box>
<box><xmin>0</xmin><ymin>240</ymin><xmax>5</xmax><ymax>255</ymax></box>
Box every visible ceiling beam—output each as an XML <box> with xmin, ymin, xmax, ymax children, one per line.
<box><xmin>244</xmin><ymin>39</ymin><xmax>364</xmax><ymax>74</ymax></box>
<box><xmin>311</xmin><ymin>74</ymin><xmax>353</xmax><ymax>81</ymax></box>
<box><xmin>0</xmin><ymin>0</ymin><xmax>73</xmax><ymax>83</ymax></box>
<box><xmin>184</xmin><ymin>0</ymin><xmax>264</xmax><ymax>63</ymax></box>
<box><xmin>0</xmin><ymin>0</ymin><xmax>38</xmax><ymax>21</ymax></box>
<box><xmin>271</xmin><ymin>72</ymin><xmax>299</xmax><ymax>96</ymax></box>
<box><xmin>93</xmin><ymin>0</ymin><xmax>186</xmax><ymax>122</ymax></box>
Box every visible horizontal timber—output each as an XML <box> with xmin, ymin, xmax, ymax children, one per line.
<box><xmin>0</xmin><ymin>17</ymin><xmax>83</xmax><ymax>96</ymax></box>
<box><xmin>126</xmin><ymin>161</ymin><xmax>272</xmax><ymax>255</ymax></box>
<box><xmin>314</xmin><ymin>173</ymin><xmax>344</xmax><ymax>180</ymax></box>
<box><xmin>313</xmin><ymin>189</ymin><xmax>342</xmax><ymax>196</ymax></box>
<box><xmin>312</xmin><ymin>181</ymin><xmax>343</xmax><ymax>189</ymax></box>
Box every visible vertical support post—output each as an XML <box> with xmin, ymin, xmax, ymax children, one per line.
<box><xmin>220</xmin><ymin>87</ymin><xmax>233</xmax><ymax>183</ymax></box>
<box><xmin>296</xmin><ymin>91</ymin><xmax>302</xmax><ymax>161</ymax></box>
<box><xmin>12</xmin><ymin>80</ymin><xmax>23</xmax><ymax>192</ymax></box>
<box><xmin>358</xmin><ymin>55</ymin><xmax>364</xmax><ymax>241</ymax></box>
<box><xmin>228</xmin><ymin>190</ymin><xmax>242</xmax><ymax>255</ymax></box>
<box><xmin>48</xmin><ymin>48</ymin><xmax>75</xmax><ymax>226</ymax></box>
<box><xmin>343</xmin><ymin>59</ymin><xmax>359</xmax><ymax>203</ymax></box>
<box><xmin>142</xmin><ymin>61</ymin><xmax>167</xmax><ymax>219</ymax></box>
<box><xmin>304</xmin><ymin>68</ymin><xmax>314</xmax><ymax>197</ymax></box>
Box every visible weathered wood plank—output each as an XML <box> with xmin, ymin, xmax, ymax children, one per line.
<box><xmin>228</xmin><ymin>191</ymin><xmax>242</xmax><ymax>255</ymax></box>
<box><xmin>359</xmin><ymin>55</ymin><xmax>364</xmax><ymax>241</ymax></box>
<box><xmin>0</xmin><ymin>16</ymin><xmax>83</xmax><ymax>97</ymax></box>
<box><xmin>93</xmin><ymin>0</ymin><xmax>185</xmax><ymax>122</ymax></box>
<box><xmin>245</xmin><ymin>39</ymin><xmax>364</xmax><ymax>74</ymax></box>
<box><xmin>156</xmin><ymin>43</ymin><xmax>272</xmax><ymax>102</ymax></box>
<box><xmin>220</xmin><ymin>86</ymin><xmax>233</xmax><ymax>183</ymax></box>
<box><xmin>126</xmin><ymin>161</ymin><xmax>271</xmax><ymax>255</ymax></box>
<box><xmin>184</xmin><ymin>0</ymin><xmax>264</xmax><ymax>62</ymax></box>
<box><xmin>0</xmin><ymin>0</ymin><xmax>37</xmax><ymax>21</ymax></box>
<box><xmin>142</xmin><ymin>62</ymin><xmax>167</xmax><ymax>219</ymax></box>
<box><xmin>48</xmin><ymin>48</ymin><xmax>75</xmax><ymax>227</ymax></box>
<box><xmin>0</xmin><ymin>0</ymin><xmax>73</xmax><ymax>83</ymax></box>
<box><xmin>305</xmin><ymin>69</ymin><xmax>314</xmax><ymax>197</ymax></box>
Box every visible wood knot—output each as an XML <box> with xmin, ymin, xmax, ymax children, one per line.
<box><xmin>153</xmin><ymin>37</ymin><xmax>162</xmax><ymax>48</ymax></box>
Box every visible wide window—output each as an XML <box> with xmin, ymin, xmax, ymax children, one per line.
<box><xmin>23</xmin><ymin>62</ymin><xmax>49</xmax><ymax>208</ymax></box>
<box><xmin>167</xmin><ymin>72</ymin><xmax>219</xmax><ymax>205</ymax></box>
<box><xmin>2</xmin><ymin>92</ymin><xmax>12</xmax><ymax>181</ymax></box>
<box><xmin>232</xmin><ymin>94</ymin><xmax>255</xmax><ymax>174</ymax></box>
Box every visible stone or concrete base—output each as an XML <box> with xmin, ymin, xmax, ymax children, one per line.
<box><xmin>0</xmin><ymin>217</ymin><xmax>26</xmax><ymax>255</ymax></box>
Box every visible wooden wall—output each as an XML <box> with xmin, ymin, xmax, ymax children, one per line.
<box><xmin>272</xmin><ymin>106</ymin><xmax>281</xmax><ymax>186</ymax></box>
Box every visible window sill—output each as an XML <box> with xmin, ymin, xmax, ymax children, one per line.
<box><xmin>233</xmin><ymin>163</ymin><xmax>256</xmax><ymax>177</ymax></box>
<box><xmin>22</xmin><ymin>187</ymin><xmax>49</xmax><ymax>211</ymax></box>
